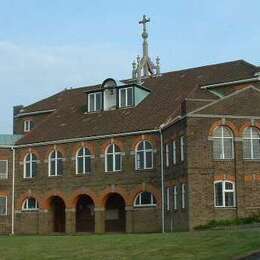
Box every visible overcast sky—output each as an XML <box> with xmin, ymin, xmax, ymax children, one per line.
<box><xmin>1</xmin><ymin>0</ymin><xmax>260</xmax><ymax>133</ymax></box>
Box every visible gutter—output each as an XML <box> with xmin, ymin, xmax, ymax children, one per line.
<box><xmin>11</xmin><ymin>147</ymin><xmax>15</xmax><ymax>235</ymax></box>
<box><xmin>200</xmin><ymin>77</ymin><xmax>259</xmax><ymax>89</ymax></box>
<box><xmin>15</xmin><ymin>109</ymin><xmax>56</xmax><ymax>118</ymax></box>
<box><xmin>15</xmin><ymin>129</ymin><xmax>160</xmax><ymax>148</ymax></box>
<box><xmin>159</xmin><ymin>128</ymin><xmax>165</xmax><ymax>233</ymax></box>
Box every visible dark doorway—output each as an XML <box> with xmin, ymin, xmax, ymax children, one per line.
<box><xmin>76</xmin><ymin>195</ymin><xmax>95</xmax><ymax>232</ymax></box>
<box><xmin>50</xmin><ymin>196</ymin><xmax>66</xmax><ymax>233</ymax></box>
<box><xmin>105</xmin><ymin>193</ymin><xmax>126</xmax><ymax>233</ymax></box>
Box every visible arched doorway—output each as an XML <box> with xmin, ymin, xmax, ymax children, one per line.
<box><xmin>105</xmin><ymin>193</ymin><xmax>126</xmax><ymax>233</ymax></box>
<box><xmin>76</xmin><ymin>195</ymin><xmax>95</xmax><ymax>232</ymax></box>
<box><xmin>49</xmin><ymin>196</ymin><xmax>66</xmax><ymax>233</ymax></box>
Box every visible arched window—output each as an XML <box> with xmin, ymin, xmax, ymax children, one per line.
<box><xmin>49</xmin><ymin>150</ymin><xmax>63</xmax><ymax>176</ymax></box>
<box><xmin>24</xmin><ymin>153</ymin><xmax>37</xmax><ymax>178</ymax></box>
<box><xmin>243</xmin><ymin>127</ymin><xmax>260</xmax><ymax>160</ymax></box>
<box><xmin>22</xmin><ymin>197</ymin><xmax>39</xmax><ymax>211</ymax></box>
<box><xmin>105</xmin><ymin>144</ymin><xmax>122</xmax><ymax>172</ymax></box>
<box><xmin>214</xmin><ymin>181</ymin><xmax>235</xmax><ymax>207</ymax></box>
<box><xmin>76</xmin><ymin>147</ymin><xmax>91</xmax><ymax>174</ymax></box>
<box><xmin>212</xmin><ymin>126</ymin><xmax>233</xmax><ymax>160</ymax></box>
<box><xmin>134</xmin><ymin>192</ymin><xmax>157</xmax><ymax>207</ymax></box>
<box><xmin>135</xmin><ymin>141</ymin><xmax>153</xmax><ymax>170</ymax></box>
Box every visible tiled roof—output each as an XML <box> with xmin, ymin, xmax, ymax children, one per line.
<box><xmin>16</xmin><ymin>60</ymin><xmax>258</xmax><ymax>145</ymax></box>
<box><xmin>0</xmin><ymin>135</ymin><xmax>23</xmax><ymax>146</ymax></box>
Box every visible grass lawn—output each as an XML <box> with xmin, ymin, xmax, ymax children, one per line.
<box><xmin>0</xmin><ymin>228</ymin><xmax>259</xmax><ymax>260</ymax></box>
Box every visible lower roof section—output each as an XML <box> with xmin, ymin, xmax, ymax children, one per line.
<box><xmin>0</xmin><ymin>135</ymin><xmax>23</xmax><ymax>147</ymax></box>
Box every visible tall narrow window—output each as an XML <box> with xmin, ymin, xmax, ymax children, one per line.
<box><xmin>134</xmin><ymin>192</ymin><xmax>157</xmax><ymax>207</ymax></box>
<box><xmin>214</xmin><ymin>181</ymin><xmax>235</xmax><ymax>207</ymax></box>
<box><xmin>165</xmin><ymin>144</ymin><xmax>170</xmax><ymax>167</ymax></box>
<box><xmin>22</xmin><ymin>197</ymin><xmax>39</xmax><ymax>211</ymax></box>
<box><xmin>119</xmin><ymin>87</ymin><xmax>134</xmax><ymax>108</ymax></box>
<box><xmin>24</xmin><ymin>120</ymin><xmax>33</xmax><ymax>132</ymax></box>
<box><xmin>243</xmin><ymin>127</ymin><xmax>260</xmax><ymax>160</ymax></box>
<box><xmin>0</xmin><ymin>196</ymin><xmax>7</xmax><ymax>215</ymax></box>
<box><xmin>172</xmin><ymin>141</ymin><xmax>176</xmax><ymax>165</ymax></box>
<box><xmin>76</xmin><ymin>147</ymin><xmax>91</xmax><ymax>174</ymax></box>
<box><xmin>173</xmin><ymin>186</ymin><xmax>177</xmax><ymax>210</ymax></box>
<box><xmin>24</xmin><ymin>153</ymin><xmax>37</xmax><ymax>178</ymax></box>
<box><xmin>88</xmin><ymin>92</ymin><xmax>102</xmax><ymax>112</ymax></box>
<box><xmin>136</xmin><ymin>141</ymin><xmax>153</xmax><ymax>170</ymax></box>
<box><xmin>212</xmin><ymin>126</ymin><xmax>233</xmax><ymax>160</ymax></box>
<box><xmin>180</xmin><ymin>136</ymin><xmax>184</xmax><ymax>162</ymax></box>
<box><xmin>105</xmin><ymin>144</ymin><xmax>122</xmax><ymax>172</ymax></box>
<box><xmin>181</xmin><ymin>184</ymin><xmax>185</xmax><ymax>209</ymax></box>
<box><xmin>49</xmin><ymin>150</ymin><xmax>64</xmax><ymax>176</ymax></box>
<box><xmin>0</xmin><ymin>160</ymin><xmax>8</xmax><ymax>179</ymax></box>
<box><xmin>166</xmin><ymin>187</ymin><xmax>170</xmax><ymax>211</ymax></box>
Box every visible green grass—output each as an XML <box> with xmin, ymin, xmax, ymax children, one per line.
<box><xmin>0</xmin><ymin>229</ymin><xmax>260</xmax><ymax>260</ymax></box>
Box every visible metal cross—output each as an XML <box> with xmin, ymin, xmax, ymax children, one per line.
<box><xmin>139</xmin><ymin>15</ymin><xmax>150</xmax><ymax>32</ymax></box>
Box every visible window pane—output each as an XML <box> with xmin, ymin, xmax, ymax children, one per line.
<box><xmin>107</xmin><ymin>145</ymin><xmax>113</xmax><ymax>154</ymax></box>
<box><xmin>225</xmin><ymin>182</ymin><xmax>233</xmax><ymax>190</ymax></box>
<box><xmin>50</xmin><ymin>160</ymin><xmax>56</xmax><ymax>176</ymax></box>
<box><xmin>137</xmin><ymin>142</ymin><xmax>144</xmax><ymax>151</ymax></box>
<box><xmin>0</xmin><ymin>197</ymin><xmax>6</xmax><ymax>215</ymax></box>
<box><xmin>215</xmin><ymin>182</ymin><xmax>223</xmax><ymax>206</ymax></box>
<box><xmin>145</xmin><ymin>141</ymin><xmax>152</xmax><ymax>150</ymax></box>
<box><xmin>114</xmin><ymin>145</ymin><xmax>120</xmax><ymax>153</ymax></box>
<box><xmin>141</xmin><ymin>192</ymin><xmax>152</xmax><ymax>204</ymax></box>
<box><xmin>213</xmin><ymin>127</ymin><xmax>222</xmax><ymax>137</ymax></box>
<box><xmin>57</xmin><ymin>159</ymin><xmax>63</xmax><ymax>175</ymax></box>
<box><xmin>78</xmin><ymin>148</ymin><xmax>84</xmax><ymax>157</ymax></box>
<box><xmin>243</xmin><ymin>139</ymin><xmax>251</xmax><ymax>159</ymax></box>
<box><xmin>251</xmin><ymin>128</ymin><xmax>260</xmax><ymax>138</ymax></box>
<box><xmin>224</xmin><ymin>138</ymin><xmax>233</xmax><ymax>159</ymax></box>
<box><xmin>85</xmin><ymin>157</ymin><xmax>91</xmax><ymax>173</ymax></box>
<box><xmin>146</xmin><ymin>151</ymin><xmax>152</xmax><ymax>168</ymax></box>
<box><xmin>96</xmin><ymin>93</ymin><xmax>102</xmax><ymax>111</ymax></box>
<box><xmin>25</xmin><ymin>162</ymin><xmax>30</xmax><ymax>177</ymax></box>
<box><xmin>28</xmin><ymin>198</ymin><xmax>36</xmax><ymax>209</ymax></box>
<box><xmin>223</xmin><ymin>127</ymin><xmax>232</xmax><ymax>137</ymax></box>
<box><xmin>32</xmin><ymin>162</ymin><xmax>37</xmax><ymax>177</ymax></box>
<box><xmin>137</xmin><ymin>151</ymin><xmax>144</xmax><ymax>169</ymax></box>
<box><xmin>107</xmin><ymin>154</ymin><xmax>113</xmax><ymax>171</ymax></box>
<box><xmin>253</xmin><ymin>139</ymin><xmax>260</xmax><ymax>159</ymax></box>
<box><xmin>213</xmin><ymin>138</ymin><xmax>222</xmax><ymax>159</ymax></box>
<box><xmin>115</xmin><ymin>154</ymin><xmax>121</xmax><ymax>171</ymax></box>
<box><xmin>120</xmin><ymin>89</ymin><xmax>126</xmax><ymax>107</ymax></box>
<box><xmin>225</xmin><ymin>192</ymin><xmax>234</xmax><ymax>207</ymax></box>
<box><xmin>89</xmin><ymin>94</ymin><xmax>95</xmax><ymax>112</ymax></box>
<box><xmin>127</xmin><ymin>88</ymin><xmax>133</xmax><ymax>106</ymax></box>
<box><xmin>77</xmin><ymin>157</ymin><xmax>84</xmax><ymax>174</ymax></box>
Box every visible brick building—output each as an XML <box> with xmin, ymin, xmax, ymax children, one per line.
<box><xmin>1</xmin><ymin>16</ymin><xmax>260</xmax><ymax>234</ymax></box>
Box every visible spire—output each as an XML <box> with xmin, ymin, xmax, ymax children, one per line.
<box><xmin>132</xmin><ymin>15</ymin><xmax>161</xmax><ymax>83</ymax></box>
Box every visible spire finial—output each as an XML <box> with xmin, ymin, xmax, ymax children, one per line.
<box><xmin>131</xmin><ymin>15</ymin><xmax>161</xmax><ymax>82</ymax></box>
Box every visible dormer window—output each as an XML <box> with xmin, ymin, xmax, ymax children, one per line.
<box><xmin>119</xmin><ymin>87</ymin><xmax>134</xmax><ymax>108</ymax></box>
<box><xmin>88</xmin><ymin>92</ymin><xmax>102</xmax><ymax>112</ymax></box>
<box><xmin>24</xmin><ymin>120</ymin><xmax>33</xmax><ymax>132</ymax></box>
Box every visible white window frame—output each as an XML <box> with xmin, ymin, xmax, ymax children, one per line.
<box><xmin>23</xmin><ymin>153</ymin><xmax>37</xmax><ymax>179</ymax></box>
<box><xmin>0</xmin><ymin>196</ymin><xmax>7</xmax><ymax>216</ymax></box>
<box><xmin>180</xmin><ymin>136</ymin><xmax>184</xmax><ymax>162</ymax></box>
<box><xmin>119</xmin><ymin>87</ymin><xmax>134</xmax><ymax>108</ymax></box>
<box><xmin>214</xmin><ymin>180</ymin><xmax>236</xmax><ymax>208</ymax></box>
<box><xmin>22</xmin><ymin>198</ymin><xmax>39</xmax><ymax>211</ymax></box>
<box><xmin>88</xmin><ymin>92</ymin><xmax>102</xmax><ymax>112</ymax></box>
<box><xmin>48</xmin><ymin>150</ymin><xmax>63</xmax><ymax>177</ymax></box>
<box><xmin>105</xmin><ymin>144</ymin><xmax>122</xmax><ymax>172</ymax></box>
<box><xmin>213</xmin><ymin>126</ymin><xmax>234</xmax><ymax>160</ymax></box>
<box><xmin>173</xmin><ymin>186</ymin><xmax>177</xmax><ymax>210</ymax></box>
<box><xmin>134</xmin><ymin>192</ymin><xmax>157</xmax><ymax>207</ymax></box>
<box><xmin>76</xmin><ymin>147</ymin><xmax>91</xmax><ymax>174</ymax></box>
<box><xmin>243</xmin><ymin>127</ymin><xmax>260</xmax><ymax>160</ymax></box>
<box><xmin>172</xmin><ymin>141</ymin><xmax>176</xmax><ymax>165</ymax></box>
<box><xmin>135</xmin><ymin>141</ymin><xmax>154</xmax><ymax>170</ymax></box>
<box><xmin>181</xmin><ymin>184</ymin><xmax>185</xmax><ymax>209</ymax></box>
<box><xmin>0</xmin><ymin>160</ymin><xmax>8</xmax><ymax>179</ymax></box>
<box><xmin>165</xmin><ymin>144</ymin><xmax>169</xmax><ymax>167</ymax></box>
<box><xmin>166</xmin><ymin>187</ymin><xmax>170</xmax><ymax>211</ymax></box>
<box><xmin>24</xmin><ymin>120</ymin><xmax>32</xmax><ymax>132</ymax></box>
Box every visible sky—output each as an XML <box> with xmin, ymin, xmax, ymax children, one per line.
<box><xmin>1</xmin><ymin>0</ymin><xmax>260</xmax><ymax>133</ymax></box>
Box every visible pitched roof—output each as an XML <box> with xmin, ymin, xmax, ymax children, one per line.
<box><xmin>16</xmin><ymin>60</ymin><xmax>258</xmax><ymax>145</ymax></box>
<box><xmin>0</xmin><ymin>135</ymin><xmax>23</xmax><ymax>147</ymax></box>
